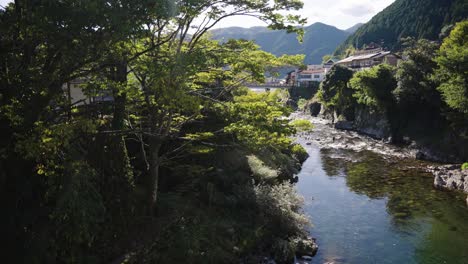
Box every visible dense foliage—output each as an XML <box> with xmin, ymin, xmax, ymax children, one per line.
<box><xmin>349</xmin><ymin>64</ymin><xmax>396</xmax><ymax>110</ymax></box>
<box><xmin>435</xmin><ymin>21</ymin><xmax>468</xmax><ymax>114</ymax></box>
<box><xmin>317</xmin><ymin>65</ymin><xmax>355</xmax><ymax>120</ymax></box>
<box><xmin>335</xmin><ymin>0</ymin><xmax>468</xmax><ymax>55</ymax></box>
<box><xmin>0</xmin><ymin>1</ymin><xmax>312</xmax><ymax>263</ymax></box>
<box><xmin>320</xmin><ymin>24</ymin><xmax>468</xmax><ymax>159</ymax></box>
<box><xmin>462</xmin><ymin>163</ymin><xmax>468</xmax><ymax>170</ymax></box>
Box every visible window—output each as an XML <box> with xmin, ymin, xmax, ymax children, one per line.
<box><xmin>299</xmin><ymin>74</ymin><xmax>312</xmax><ymax>79</ymax></box>
<box><xmin>314</xmin><ymin>75</ymin><xmax>320</xmax><ymax>79</ymax></box>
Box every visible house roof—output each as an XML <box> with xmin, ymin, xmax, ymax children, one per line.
<box><xmin>336</xmin><ymin>51</ymin><xmax>393</xmax><ymax>64</ymax></box>
<box><xmin>299</xmin><ymin>68</ymin><xmax>325</xmax><ymax>74</ymax></box>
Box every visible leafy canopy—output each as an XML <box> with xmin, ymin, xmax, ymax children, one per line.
<box><xmin>349</xmin><ymin>64</ymin><xmax>397</xmax><ymax>110</ymax></box>
<box><xmin>393</xmin><ymin>38</ymin><xmax>440</xmax><ymax>108</ymax></box>
<box><xmin>317</xmin><ymin>65</ymin><xmax>355</xmax><ymax>116</ymax></box>
<box><xmin>435</xmin><ymin>21</ymin><xmax>468</xmax><ymax>114</ymax></box>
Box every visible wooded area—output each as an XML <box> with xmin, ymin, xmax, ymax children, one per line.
<box><xmin>0</xmin><ymin>1</ymin><xmax>314</xmax><ymax>263</ymax></box>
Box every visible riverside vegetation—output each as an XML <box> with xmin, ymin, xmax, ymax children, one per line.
<box><xmin>0</xmin><ymin>1</ymin><xmax>316</xmax><ymax>263</ymax></box>
<box><xmin>314</xmin><ymin>21</ymin><xmax>468</xmax><ymax>163</ymax></box>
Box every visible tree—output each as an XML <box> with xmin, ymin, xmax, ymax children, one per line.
<box><xmin>317</xmin><ymin>65</ymin><xmax>355</xmax><ymax>120</ymax></box>
<box><xmin>394</xmin><ymin>38</ymin><xmax>441</xmax><ymax>108</ymax></box>
<box><xmin>128</xmin><ymin>37</ymin><xmax>303</xmax><ymax>211</ymax></box>
<box><xmin>322</xmin><ymin>54</ymin><xmax>333</xmax><ymax>63</ymax></box>
<box><xmin>0</xmin><ymin>1</ymin><xmax>170</xmax><ymax>261</ymax></box>
<box><xmin>435</xmin><ymin>21</ymin><xmax>468</xmax><ymax>114</ymax></box>
<box><xmin>110</xmin><ymin>0</ymin><xmax>308</xmax><ymax>212</ymax></box>
<box><xmin>349</xmin><ymin>64</ymin><xmax>397</xmax><ymax>110</ymax></box>
<box><xmin>349</xmin><ymin>64</ymin><xmax>400</xmax><ymax>139</ymax></box>
<box><xmin>392</xmin><ymin>37</ymin><xmax>443</xmax><ymax>134</ymax></box>
<box><xmin>0</xmin><ymin>0</ymin><xmax>309</xmax><ymax>262</ymax></box>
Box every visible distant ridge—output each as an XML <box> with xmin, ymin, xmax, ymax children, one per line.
<box><xmin>210</xmin><ymin>22</ymin><xmax>351</xmax><ymax>64</ymax></box>
<box><xmin>345</xmin><ymin>23</ymin><xmax>364</xmax><ymax>34</ymax></box>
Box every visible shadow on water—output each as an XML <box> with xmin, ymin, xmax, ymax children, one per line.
<box><xmin>296</xmin><ymin>140</ymin><xmax>468</xmax><ymax>264</ymax></box>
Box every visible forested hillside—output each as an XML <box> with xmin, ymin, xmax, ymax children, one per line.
<box><xmin>344</xmin><ymin>23</ymin><xmax>364</xmax><ymax>33</ymax></box>
<box><xmin>211</xmin><ymin>22</ymin><xmax>350</xmax><ymax>64</ymax></box>
<box><xmin>335</xmin><ymin>0</ymin><xmax>468</xmax><ymax>55</ymax></box>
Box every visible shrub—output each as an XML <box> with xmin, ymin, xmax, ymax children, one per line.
<box><xmin>247</xmin><ymin>155</ymin><xmax>279</xmax><ymax>181</ymax></box>
<box><xmin>462</xmin><ymin>163</ymin><xmax>468</xmax><ymax>170</ymax></box>
<box><xmin>297</xmin><ymin>98</ymin><xmax>308</xmax><ymax>110</ymax></box>
<box><xmin>254</xmin><ymin>183</ymin><xmax>311</xmax><ymax>261</ymax></box>
<box><xmin>290</xmin><ymin>119</ymin><xmax>314</xmax><ymax>132</ymax></box>
<box><xmin>291</xmin><ymin>144</ymin><xmax>309</xmax><ymax>163</ymax></box>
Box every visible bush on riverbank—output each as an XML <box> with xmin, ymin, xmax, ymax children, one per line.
<box><xmin>462</xmin><ymin>163</ymin><xmax>468</xmax><ymax>170</ymax></box>
<box><xmin>290</xmin><ymin>119</ymin><xmax>314</xmax><ymax>132</ymax></box>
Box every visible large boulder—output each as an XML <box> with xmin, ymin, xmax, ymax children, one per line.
<box><xmin>334</xmin><ymin>121</ymin><xmax>354</xmax><ymax>131</ymax></box>
<box><xmin>295</xmin><ymin>237</ymin><xmax>318</xmax><ymax>257</ymax></box>
<box><xmin>430</xmin><ymin>165</ymin><xmax>468</xmax><ymax>195</ymax></box>
<box><xmin>308</xmin><ymin>102</ymin><xmax>321</xmax><ymax>117</ymax></box>
<box><xmin>353</xmin><ymin>106</ymin><xmax>391</xmax><ymax>139</ymax></box>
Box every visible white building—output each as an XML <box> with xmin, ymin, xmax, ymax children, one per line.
<box><xmin>295</xmin><ymin>68</ymin><xmax>326</xmax><ymax>86</ymax></box>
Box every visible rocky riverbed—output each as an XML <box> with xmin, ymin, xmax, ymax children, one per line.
<box><xmin>292</xmin><ymin>112</ymin><xmax>468</xmax><ymax>206</ymax></box>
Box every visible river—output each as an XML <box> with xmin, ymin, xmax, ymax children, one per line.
<box><xmin>295</xmin><ymin>115</ymin><xmax>468</xmax><ymax>264</ymax></box>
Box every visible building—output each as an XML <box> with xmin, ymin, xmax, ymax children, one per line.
<box><xmin>63</xmin><ymin>78</ymin><xmax>113</xmax><ymax>106</ymax></box>
<box><xmin>323</xmin><ymin>59</ymin><xmax>335</xmax><ymax>74</ymax></box>
<box><xmin>306</xmin><ymin>64</ymin><xmax>323</xmax><ymax>70</ymax></box>
<box><xmin>335</xmin><ymin>47</ymin><xmax>400</xmax><ymax>71</ymax></box>
<box><xmin>286</xmin><ymin>61</ymin><xmax>332</xmax><ymax>87</ymax></box>
<box><xmin>295</xmin><ymin>68</ymin><xmax>326</xmax><ymax>86</ymax></box>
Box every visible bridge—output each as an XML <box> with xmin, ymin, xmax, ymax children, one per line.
<box><xmin>245</xmin><ymin>83</ymin><xmax>293</xmax><ymax>89</ymax></box>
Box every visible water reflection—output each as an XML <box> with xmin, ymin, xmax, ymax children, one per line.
<box><xmin>315</xmin><ymin>148</ymin><xmax>468</xmax><ymax>263</ymax></box>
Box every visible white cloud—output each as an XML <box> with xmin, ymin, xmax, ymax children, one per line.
<box><xmin>212</xmin><ymin>0</ymin><xmax>395</xmax><ymax>30</ymax></box>
<box><xmin>340</xmin><ymin>4</ymin><xmax>375</xmax><ymax>18</ymax></box>
<box><xmin>0</xmin><ymin>0</ymin><xmax>396</xmax><ymax>30</ymax></box>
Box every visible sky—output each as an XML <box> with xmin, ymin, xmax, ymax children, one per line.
<box><xmin>0</xmin><ymin>0</ymin><xmax>395</xmax><ymax>30</ymax></box>
<box><xmin>212</xmin><ymin>0</ymin><xmax>396</xmax><ymax>30</ymax></box>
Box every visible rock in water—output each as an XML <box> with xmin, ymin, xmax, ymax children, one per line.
<box><xmin>295</xmin><ymin>237</ymin><xmax>318</xmax><ymax>257</ymax></box>
<box><xmin>334</xmin><ymin>121</ymin><xmax>354</xmax><ymax>131</ymax></box>
<box><xmin>308</xmin><ymin>102</ymin><xmax>321</xmax><ymax>117</ymax></box>
<box><xmin>430</xmin><ymin>165</ymin><xmax>468</xmax><ymax>201</ymax></box>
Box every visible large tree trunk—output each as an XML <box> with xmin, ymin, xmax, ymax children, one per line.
<box><xmin>146</xmin><ymin>137</ymin><xmax>162</xmax><ymax>214</ymax></box>
<box><xmin>112</xmin><ymin>61</ymin><xmax>128</xmax><ymax>130</ymax></box>
<box><xmin>97</xmin><ymin>60</ymin><xmax>135</xmax><ymax>215</ymax></box>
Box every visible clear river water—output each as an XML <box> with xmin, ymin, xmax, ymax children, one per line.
<box><xmin>295</xmin><ymin>117</ymin><xmax>468</xmax><ymax>264</ymax></box>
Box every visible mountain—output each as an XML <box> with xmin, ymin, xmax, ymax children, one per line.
<box><xmin>345</xmin><ymin>23</ymin><xmax>364</xmax><ymax>33</ymax></box>
<box><xmin>210</xmin><ymin>22</ymin><xmax>351</xmax><ymax>64</ymax></box>
<box><xmin>335</xmin><ymin>0</ymin><xmax>468</xmax><ymax>55</ymax></box>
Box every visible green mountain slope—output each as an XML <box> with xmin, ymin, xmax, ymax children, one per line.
<box><xmin>211</xmin><ymin>22</ymin><xmax>351</xmax><ymax>64</ymax></box>
<box><xmin>345</xmin><ymin>23</ymin><xmax>364</xmax><ymax>33</ymax></box>
<box><xmin>335</xmin><ymin>0</ymin><xmax>468</xmax><ymax>55</ymax></box>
